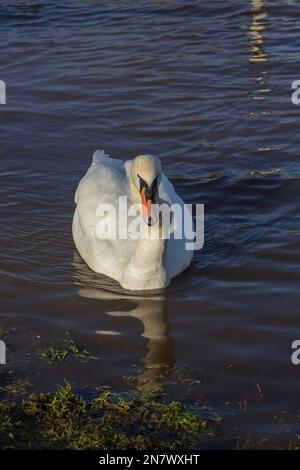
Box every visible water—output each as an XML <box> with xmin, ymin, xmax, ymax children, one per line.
<box><xmin>1</xmin><ymin>0</ymin><xmax>300</xmax><ymax>447</ymax></box>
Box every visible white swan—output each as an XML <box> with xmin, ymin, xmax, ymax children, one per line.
<box><xmin>72</xmin><ymin>150</ymin><xmax>193</xmax><ymax>291</ymax></box>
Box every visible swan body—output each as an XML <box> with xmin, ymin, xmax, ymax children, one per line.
<box><xmin>72</xmin><ymin>150</ymin><xmax>193</xmax><ymax>291</ymax></box>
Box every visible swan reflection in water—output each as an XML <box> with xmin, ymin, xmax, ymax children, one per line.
<box><xmin>72</xmin><ymin>252</ymin><xmax>175</xmax><ymax>396</ymax></box>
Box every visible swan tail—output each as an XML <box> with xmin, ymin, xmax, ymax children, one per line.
<box><xmin>92</xmin><ymin>149</ymin><xmax>110</xmax><ymax>164</ymax></box>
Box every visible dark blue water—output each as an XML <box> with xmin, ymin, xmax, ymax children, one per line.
<box><xmin>1</xmin><ymin>0</ymin><xmax>300</xmax><ymax>447</ymax></box>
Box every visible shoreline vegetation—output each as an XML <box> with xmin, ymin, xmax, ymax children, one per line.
<box><xmin>0</xmin><ymin>381</ymin><xmax>219</xmax><ymax>450</ymax></box>
<box><xmin>1</xmin><ymin>333</ymin><xmax>299</xmax><ymax>450</ymax></box>
<box><xmin>1</xmin><ymin>331</ymin><xmax>222</xmax><ymax>450</ymax></box>
<box><xmin>1</xmin><ymin>380</ymin><xmax>300</xmax><ymax>450</ymax></box>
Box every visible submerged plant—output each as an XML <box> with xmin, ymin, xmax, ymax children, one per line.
<box><xmin>40</xmin><ymin>331</ymin><xmax>97</xmax><ymax>365</ymax></box>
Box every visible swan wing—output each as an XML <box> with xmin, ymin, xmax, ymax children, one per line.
<box><xmin>73</xmin><ymin>151</ymin><xmax>135</xmax><ymax>282</ymax></box>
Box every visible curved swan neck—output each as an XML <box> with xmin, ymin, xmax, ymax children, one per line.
<box><xmin>134</xmin><ymin>231</ymin><xmax>166</xmax><ymax>267</ymax></box>
<box><xmin>121</xmin><ymin>223</ymin><xmax>168</xmax><ymax>290</ymax></box>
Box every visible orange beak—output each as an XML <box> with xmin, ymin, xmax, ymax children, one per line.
<box><xmin>140</xmin><ymin>187</ymin><xmax>154</xmax><ymax>226</ymax></box>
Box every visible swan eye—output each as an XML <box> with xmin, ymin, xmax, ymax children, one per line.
<box><xmin>137</xmin><ymin>174</ymin><xmax>147</xmax><ymax>192</ymax></box>
<box><xmin>137</xmin><ymin>174</ymin><xmax>159</xmax><ymax>196</ymax></box>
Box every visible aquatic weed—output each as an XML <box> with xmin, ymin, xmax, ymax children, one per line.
<box><xmin>40</xmin><ymin>331</ymin><xmax>97</xmax><ymax>365</ymax></box>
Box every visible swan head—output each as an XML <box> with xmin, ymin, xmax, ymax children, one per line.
<box><xmin>130</xmin><ymin>154</ymin><xmax>162</xmax><ymax>226</ymax></box>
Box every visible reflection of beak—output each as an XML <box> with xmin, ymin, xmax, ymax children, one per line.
<box><xmin>140</xmin><ymin>187</ymin><xmax>156</xmax><ymax>226</ymax></box>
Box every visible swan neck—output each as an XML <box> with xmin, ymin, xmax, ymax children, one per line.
<box><xmin>121</xmin><ymin>226</ymin><xmax>167</xmax><ymax>290</ymax></box>
<box><xmin>135</xmin><ymin>230</ymin><xmax>166</xmax><ymax>268</ymax></box>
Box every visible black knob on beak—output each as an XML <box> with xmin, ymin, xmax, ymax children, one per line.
<box><xmin>146</xmin><ymin>187</ymin><xmax>154</xmax><ymax>200</ymax></box>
